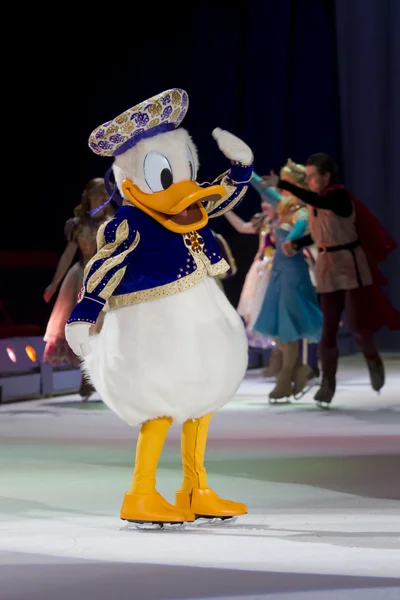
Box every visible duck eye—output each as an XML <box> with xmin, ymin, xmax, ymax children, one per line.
<box><xmin>143</xmin><ymin>152</ymin><xmax>173</xmax><ymax>192</ymax></box>
<box><xmin>187</xmin><ymin>146</ymin><xmax>196</xmax><ymax>180</ymax></box>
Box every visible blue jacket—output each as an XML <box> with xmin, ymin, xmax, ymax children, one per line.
<box><xmin>68</xmin><ymin>162</ymin><xmax>253</xmax><ymax>325</ymax></box>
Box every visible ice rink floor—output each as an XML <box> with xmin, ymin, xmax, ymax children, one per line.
<box><xmin>1</xmin><ymin>354</ymin><xmax>400</xmax><ymax>600</ymax></box>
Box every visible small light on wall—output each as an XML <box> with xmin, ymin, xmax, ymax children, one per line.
<box><xmin>25</xmin><ymin>345</ymin><xmax>37</xmax><ymax>362</ymax></box>
<box><xmin>6</xmin><ymin>347</ymin><xmax>17</xmax><ymax>363</ymax></box>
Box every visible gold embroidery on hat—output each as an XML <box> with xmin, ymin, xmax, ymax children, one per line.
<box><xmin>148</xmin><ymin>103</ymin><xmax>163</xmax><ymax>117</ymax></box>
<box><xmin>115</xmin><ymin>112</ymin><xmax>129</xmax><ymax>125</ymax></box>
<box><xmin>106</xmin><ymin>124</ymin><xmax>118</xmax><ymax>135</ymax></box>
<box><xmin>120</xmin><ymin>122</ymin><xmax>135</xmax><ymax>134</ymax></box>
<box><xmin>89</xmin><ymin>89</ymin><xmax>188</xmax><ymax>156</ymax></box>
<box><xmin>171</xmin><ymin>90</ymin><xmax>181</xmax><ymax>104</ymax></box>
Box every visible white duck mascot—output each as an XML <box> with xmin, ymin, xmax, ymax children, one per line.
<box><xmin>65</xmin><ymin>88</ymin><xmax>254</xmax><ymax>528</ymax></box>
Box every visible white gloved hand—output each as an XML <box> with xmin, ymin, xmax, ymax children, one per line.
<box><xmin>65</xmin><ymin>322</ymin><xmax>92</xmax><ymax>358</ymax></box>
<box><xmin>212</xmin><ymin>128</ymin><xmax>253</xmax><ymax>165</ymax></box>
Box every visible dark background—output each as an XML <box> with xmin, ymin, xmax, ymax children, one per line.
<box><xmin>2</xmin><ymin>0</ymin><xmax>399</xmax><ymax>349</ymax></box>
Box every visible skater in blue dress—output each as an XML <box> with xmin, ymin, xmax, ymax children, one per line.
<box><xmin>254</xmin><ymin>160</ymin><xmax>323</xmax><ymax>400</ymax></box>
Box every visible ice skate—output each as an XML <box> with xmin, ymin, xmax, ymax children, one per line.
<box><xmin>292</xmin><ymin>361</ymin><xmax>314</xmax><ymax>399</ymax></box>
<box><xmin>120</xmin><ymin>418</ymin><xmax>194</xmax><ymax>529</ymax></box>
<box><xmin>314</xmin><ymin>378</ymin><xmax>335</xmax><ymax>409</ymax></box>
<box><xmin>268</xmin><ymin>341</ymin><xmax>297</xmax><ymax>401</ymax></box>
<box><xmin>121</xmin><ymin>491</ymin><xmax>194</xmax><ymax>529</ymax></box>
<box><xmin>175</xmin><ymin>414</ymin><xmax>247</xmax><ymax>523</ymax></box>
<box><xmin>176</xmin><ymin>488</ymin><xmax>246</xmax><ymax>524</ymax></box>
<box><xmin>366</xmin><ymin>355</ymin><xmax>385</xmax><ymax>393</ymax></box>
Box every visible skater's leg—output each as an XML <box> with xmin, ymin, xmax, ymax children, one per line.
<box><xmin>346</xmin><ymin>288</ymin><xmax>385</xmax><ymax>392</ymax></box>
<box><xmin>121</xmin><ymin>417</ymin><xmax>194</xmax><ymax>523</ymax></box>
<box><xmin>269</xmin><ymin>341</ymin><xmax>298</xmax><ymax>399</ymax></box>
<box><xmin>292</xmin><ymin>340</ymin><xmax>315</xmax><ymax>396</ymax></box>
<box><xmin>314</xmin><ymin>291</ymin><xmax>344</xmax><ymax>405</ymax></box>
<box><xmin>176</xmin><ymin>413</ymin><xmax>247</xmax><ymax>518</ymax></box>
<box><xmin>307</xmin><ymin>343</ymin><xmax>320</xmax><ymax>378</ymax></box>
<box><xmin>260</xmin><ymin>345</ymin><xmax>282</xmax><ymax>378</ymax></box>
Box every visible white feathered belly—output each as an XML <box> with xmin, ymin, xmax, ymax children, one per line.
<box><xmin>83</xmin><ymin>277</ymin><xmax>248</xmax><ymax>426</ymax></box>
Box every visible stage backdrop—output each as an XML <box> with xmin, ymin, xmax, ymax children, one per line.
<box><xmin>335</xmin><ymin>0</ymin><xmax>400</xmax><ymax>350</ymax></box>
<box><xmin>1</xmin><ymin>0</ymin><xmax>398</xmax><ymax>350</ymax></box>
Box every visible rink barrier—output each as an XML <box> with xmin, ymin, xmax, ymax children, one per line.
<box><xmin>0</xmin><ymin>336</ymin><xmax>80</xmax><ymax>403</ymax></box>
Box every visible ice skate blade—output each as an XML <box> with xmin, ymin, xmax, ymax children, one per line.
<box><xmin>316</xmin><ymin>400</ymin><xmax>331</xmax><ymax>410</ymax></box>
<box><xmin>122</xmin><ymin>519</ymin><xmax>187</xmax><ymax>531</ymax></box>
<box><xmin>268</xmin><ymin>397</ymin><xmax>290</xmax><ymax>405</ymax></box>
<box><xmin>193</xmin><ymin>516</ymin><xmax>238</xmax><ymax>526</ymax></box>
<box><xmin>293</xmin><ymin>383</ymin><xmax>314</xmax><ymax>400</ymax></box>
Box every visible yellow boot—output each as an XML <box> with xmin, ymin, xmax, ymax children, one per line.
<box><xmin>120</xmin><ymin>417</ymin><xmax>195</xmax><ymax>524</ymax></box>
<box><xmin>175</xmin><ymin>413</ymin><xmax>247</xmax><ymax>519</ymax></box>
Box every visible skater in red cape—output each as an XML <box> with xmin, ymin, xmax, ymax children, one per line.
<box><xmin>261</xmin><ymin>152</ymin><xmax>399</xmax><ymax>407</ymax></box>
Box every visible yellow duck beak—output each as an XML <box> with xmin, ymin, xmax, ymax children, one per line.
<box><xmin>121</xmin><ymin>179</ymin><xmax>226</xmax><ymax>234</ymax></box>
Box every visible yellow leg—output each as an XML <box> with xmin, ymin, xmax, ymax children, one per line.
<box><xmin>180</xmin><ymin>412</ymin><xmax>212</xmax><ymax>492</ymax></box>
<box><xmin>129</xmin><ymin>417</ymin><xmax>171</xmax><ymax>494</ymax></box>
<box><xmin>175</xmin><ymin>413</ymin><xmax>247</xmax><ymax>518</ymax></box>
<box><xmin>120</xmin><ymin>417</ymin><xmax>194</xmax><ymax>523</ymax></box>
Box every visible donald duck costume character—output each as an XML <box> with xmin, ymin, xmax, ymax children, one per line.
<box><xmin>65</xmin><ymin>88</ymin><xmax>254</xmax><ymax>528</ymax></box>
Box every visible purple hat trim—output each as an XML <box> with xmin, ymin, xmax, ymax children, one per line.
<box><xmin>89</xmin><ymin>122</ymin><xmax>177</xmax><ymax>216</ymax></box>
